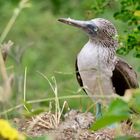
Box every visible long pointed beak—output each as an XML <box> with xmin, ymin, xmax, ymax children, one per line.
<box><xmin>58</xmin><ymin>18</ymin><xmax>87</xmax><ymax>29</ymax></box>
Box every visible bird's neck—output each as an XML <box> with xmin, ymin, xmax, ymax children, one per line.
<box><xmin>78</xmin><ymin>40</ymin><xmax>117</xmax><ymax>79</ymax></box>
<box><xmin>85</xmin><ymin>40</ymin><xmax>117</xmax><ymax>71</ymax></box>
<box><xmin>88</xmin><ymin>39</ymin><xmax>116</xmax><ymax>57</ymax></box>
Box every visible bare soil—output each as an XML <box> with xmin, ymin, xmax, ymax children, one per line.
<box><xmin>15</xmin><ymin>110</ymin><xmax>140</xmax><ymax>140</ymax></box>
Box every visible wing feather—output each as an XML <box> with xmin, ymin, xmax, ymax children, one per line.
<box><xmin>75</xmin><ymin>58</ymin><xmax>87</xmax><ymax>94</ymax></box>
<box><xmin>112</xmin><ymin>58</ymin><xmax>139</xmax><ymax>96</ymax></box>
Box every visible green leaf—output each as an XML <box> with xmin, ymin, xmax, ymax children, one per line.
<box><xmin>115</xmin><ymin>135</ymin><xmax>138</xmax><ymax>140</ymax></box>
<box><xmin>107</xmin><ymin>98</ymin><xmax>130</xmax><ymax>115</ymax></box>
<box><xmin>128</xmin><ymin>90</ymin><xmax>140</xmax><ymax>113</ymax></box>
<box><xmin>31</xmin><ymin>108</ymin><xmax>45</xmax><ymax>115</ymax></box>
<box><xmin>27</xmin><ymin>136</ymin><xmax>52</xmax><ymax>140</ymax></box>
<box><xmin>23</xmin><ymin>108</ymin><xmax>45</xmax><ymax>117</ymax></box>
<box><xmin>116</xmin><ymin>48</ymin><xmax>128</xmax><ymax>55</ymax></box>
<box><xmin>23</xmin><ymin>101</ymin><xmax>33</xmax><ymax>112</ymax></box>
<box><xmin>133</xmin><ymin>52</ymin><xmax>140</xmax><ymax>58</ymax></box>
<box><xmin>91</xmin><ymin>99</ymin><xmax>130</xmax><ymax>131</ymax></box>
<box><xmin>91</xmin><ymin>114</ymin><xmax>128</xmax><ymax>131</ymax></box>
<box><xmin>133</xmin><ymin>120</ymin><xmax>140</xmax><ymax>131</ymax></box>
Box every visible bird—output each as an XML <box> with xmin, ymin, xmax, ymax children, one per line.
<box><xmin>58</xmin><ymin>17</ymin><xmax>139</xmax><ymax>101</ymax></box>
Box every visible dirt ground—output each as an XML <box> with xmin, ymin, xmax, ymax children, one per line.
<box><xmin>15</xmin><ymin>110</ymin><xmax>140</xmax><ymax>140</ymax></box>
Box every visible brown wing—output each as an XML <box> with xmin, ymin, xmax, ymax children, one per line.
<box><xmin>75</xmin><ymin>58</ymin><xmax>87</xmax><ymax>94</ymax></box>
<box><xmin>111</xmin><ymin>58</ymin><xmax>139</xmax><ymax>96</ymax></box>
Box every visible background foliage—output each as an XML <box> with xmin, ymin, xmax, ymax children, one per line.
<box><xmin>0</xmin><ymin>0</ymin><xmax>139</xmax><ymax>118</ymax></box>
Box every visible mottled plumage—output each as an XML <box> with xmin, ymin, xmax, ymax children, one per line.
<box><xmin>58</xmin><ymin>18</ymin><xmax>139</xmax><ymax>100</ymax></box>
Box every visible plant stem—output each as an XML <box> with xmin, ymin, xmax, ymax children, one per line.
<box><xmin>0</xmin><ymin>0</ymin><xmax>30</xmax><ymax>44</ymax></box>
<box><xmin>23</xmin><ymin>67</ymin><xmax>27</xmax><ymax>102</ymax></box>
<box><xmin>0</xmin><ymin>94</ymin><xmax>116</xmax><ymax>115</ymax></box>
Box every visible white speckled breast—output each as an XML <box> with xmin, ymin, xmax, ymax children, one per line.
<box><xmin>77</xmin><ymin>40</ymin><xmax>116</xmax><ymax>99</ymax></box>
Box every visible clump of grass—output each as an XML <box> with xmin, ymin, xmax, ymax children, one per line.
<box><xmin>22</xmin><ymin>68</ymin><xmax>70</xmax><ymax>130</ymax></box>
<box><xmin>34</xmin><ymin>72</ymin><xmax>70</xmax><ymax>129</ymax></box>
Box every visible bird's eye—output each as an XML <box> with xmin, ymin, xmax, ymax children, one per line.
<box><xmin>87</xmin><ymin>24</ymin><xmax>98</xmax><ymax>32</ymax></box>
<box><xmin>94</xmin><ymin>26</ymin><xmax>98</xmax><ymax>32</ymax></box>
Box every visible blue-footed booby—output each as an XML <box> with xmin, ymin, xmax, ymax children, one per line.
<box><xmin>58</xmin><ymin>18</ymin><xmax>139</xmax><ymax>100</ymax></box>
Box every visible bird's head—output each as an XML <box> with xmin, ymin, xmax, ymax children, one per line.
<box><xmin>58</xmin><ymin>18</ymin><xmax>118</xmax><ymax>47</ymax></box>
